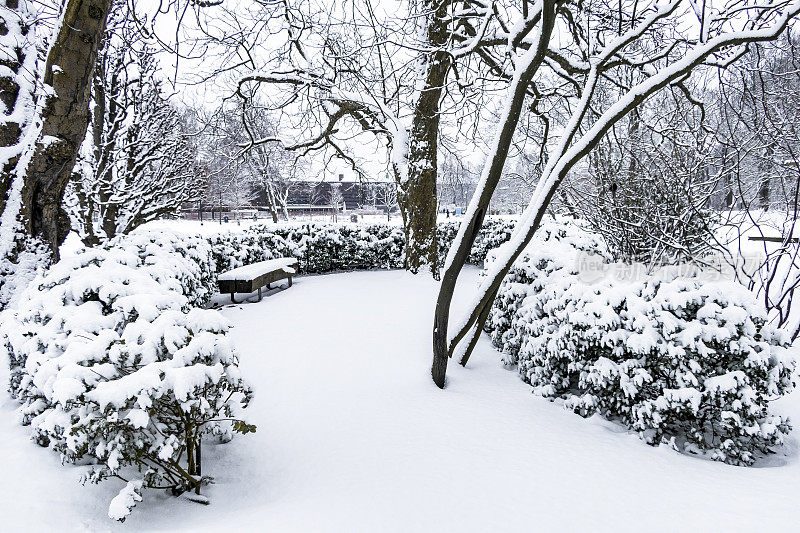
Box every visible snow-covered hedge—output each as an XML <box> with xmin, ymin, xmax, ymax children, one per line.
<box><xmin>210</xmin><ymin>219</ymin><xmax>516</xmax><ymax>274</ymax></box>
<box><xmin>210</xmin><ymin>223</ymin><xmax>406</xmax><ymax>274</ymax></box>
<box><xmin>438</xmin><ymin>217</ymin><xmax>516</xmax><ymax>266</ymax></box>
<box><xmin>486</xmin><ymin>217</ymin><xmax>795</xmax><ymax>465</ymax></box>
<box><xmin>1</xmin><ymin>231</ymin><xmax>253</xmax><ymax>521</ymax></box>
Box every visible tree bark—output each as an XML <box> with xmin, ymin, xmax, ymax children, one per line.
<box><xmin>21</xmin><ymin>0</ymin><xmax>113</xmax><ymax>260</ymax></box>
<box><xmin>398</xmin><ymin>0</ymin><xmax>452</xmax><ymax>278</ymax></box>
<box><xmin>91</xmin><ymin>62</ymin><xmax>111</xmax><ymax>243</ymax></box>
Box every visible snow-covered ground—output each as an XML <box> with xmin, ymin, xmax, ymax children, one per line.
<box><xmin>2</xmin><ymin>267</ymin><xmax>800</xmax><ymax>531</ymax></box>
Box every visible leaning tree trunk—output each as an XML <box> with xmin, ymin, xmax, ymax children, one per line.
<box><xmin>431</xmin><ymin>2</ymin><xmax>557</xmax><ymax>388</ymax></box>
<box><xmin>20</xmin><ymin>0</ymin><xmax>113</xmax><ymax>260</ymax></box>
<box><xmin>398</xmin><ymin>0</ymin><xmax>452</xmax><ymax>278</ymax></box>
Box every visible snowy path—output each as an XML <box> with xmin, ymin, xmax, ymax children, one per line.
<box><xmin>2</xmin><ymin>269</ymin><xmax>800</xmax><ymax>531</ymax></box>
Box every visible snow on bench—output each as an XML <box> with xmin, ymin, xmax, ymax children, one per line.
<box><xmin>217</xmin><ymin>257</ymin><xmax>298</xmax><ymax>303</ymax></box>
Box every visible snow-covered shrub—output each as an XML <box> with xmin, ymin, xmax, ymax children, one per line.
<box><xmin>437</xmin><ymin>217</ymin><xmax>516</xmax><ymax>266</ymax></box>
<box><xmin>209</xmin><ymin>219</ymin><xmax>515</xmax><ymax>275</ymax></box>
<box><xmin>486</xmin><ymin>218</ymin><xmax>795</xmax><ymax>465</ymax></box>
<box><xmin>210</xmin><ymin>223</ymin><xmax>405</xmax><ymax>274</ymax></box>
<box><xmin>1</xmin><ymin>230</ymin><xmax>253</xmax><ymax>521</ymax></box>
<box><xmin>110</xmin><ymin>230</ymin><xmax>217</xmax><ymax>306</ymax></box>
<box><xmin>485</xmin><ymin>216</ymin><xmax>611</xmax><ymax>363</ymax></box>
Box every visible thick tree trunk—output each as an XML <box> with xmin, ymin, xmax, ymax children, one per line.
<box><xmin>0</xmin><ymin>0</ymin><xmax>33</xmax><ymax>220</ymax></box>
<box><xmin>21</xmin><ymin>0</ymin><xmax>113</xmax><ymax>260</ymax></box>
<box><xmin>398</xmin><ymin>0</ymin><xmax>451</xmax><ymax>278</ymax></box>
<box><xmin>0</xmin><ymin>0</ymin><xmax>46</xmax><ymax>309</ymax></box>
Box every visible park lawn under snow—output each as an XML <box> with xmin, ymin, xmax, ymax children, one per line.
<box><xmin>2</xmin><ymin>268</ymin><xmax>800</xmax><ymax>531</ymax></box>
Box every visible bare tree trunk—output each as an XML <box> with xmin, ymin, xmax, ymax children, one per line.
<box><xmin>759</xmin><ymin>145</ymin><xmax>774</xmax><ymax>209</ymax></box>
<box><xmin>71</xmin><ymin>172</ymin><xmax>100</xmax><ymax>246</ymax></box>
<box><xmin>431</xmin><ymin>2</ymin><xmax>557</xmax><ymax>388</ymax></box>
<box><xmin>21</xmin><ymin>0</ymin><xmax>113</xmax><ymax>260</ymax></box>
<box><xmin>88</xmin><ymin>49</ymin><xmax>123</xmax><ymax>244</ymax></box>
<box><xmin>81</xmin><ymin>66</ymin><xmax>105</xmax><ymax>246</ymax></box>
<box><xmin>398</xmin><ymin>0</ymin><xmax>451</xmax><ymax>278</ymax></box>
<box><xmin>265</xmin><ymin>182</ymin><xmax>279</xmax><ymax>223</ymax></box>
<box><xmin>100</xmin><ymin>202</ymin><xmax>118</xmax><ymax>239</ymax></box>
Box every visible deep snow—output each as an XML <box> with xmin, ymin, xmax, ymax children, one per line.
<box><xmin>2</xmin><ymin>268</ymin><xmax>800</xmax><ymax>531</ymax></box>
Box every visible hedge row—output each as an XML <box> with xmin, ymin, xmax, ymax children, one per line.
<box><xmin>209</xmin><ymin>219</ymin><xmax>517</xmax><ymax>274</ymax></box>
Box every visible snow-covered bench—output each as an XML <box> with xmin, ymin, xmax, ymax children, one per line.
<box><xmin>217</xmin><ymin>257</ymin><xmax>298</xmax><ymax>303</ymax></box>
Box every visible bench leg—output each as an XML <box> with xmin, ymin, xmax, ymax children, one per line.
<box><xmin>288</xmin><ymin>276</ymin><xmax>293</xmax><ymax>287</ymax></box>
<box><xmin>230</xmin><ymin>292</ymin><xmax>239</xmax><ymax>304</ymax></box>
<box><xmin>257</xmin><ymin>287</ymin><xmax>263</xmax><ymax>301</ymax></box>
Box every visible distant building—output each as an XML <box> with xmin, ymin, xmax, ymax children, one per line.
<box><xmin>287</xmin><ymin>174</ymin><xmax>366</xmax><ymax>210</ymax></box>
<box><xmin>252</xmin><ymin>172</ymin><xmax>397</xmax><ymax>213</ymax></box>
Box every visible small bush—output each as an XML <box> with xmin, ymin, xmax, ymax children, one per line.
<box><xmin>486</xmin><ymin>217</ymin><xmax>795</xmax><ymax>465</ymax></box>
<box><xmin>1</xmin><ymin>231</ymin><xmax>253</xmax><ymax>521</ymax></box>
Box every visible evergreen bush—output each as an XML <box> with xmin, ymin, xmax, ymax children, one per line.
<box><xmin>1</xmin><ymin>231</ymin><xmax>253</xmax><ymax>521</ymax></box>
<box><xmin>486</xmin><ymin>218</ymin><xmax>795</xmax><ymax>465</ymax></box>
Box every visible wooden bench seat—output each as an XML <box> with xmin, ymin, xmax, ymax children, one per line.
<box><xmin>217</xmin><ymin>257</ymin><xmax>298</xmax><ymax>303</ymax></box>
